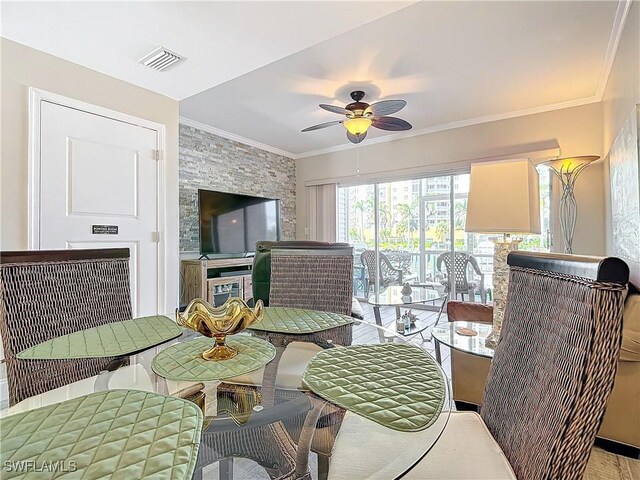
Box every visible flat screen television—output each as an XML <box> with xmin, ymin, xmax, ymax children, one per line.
<box><xmin>199</xmin><ymin>189</ymin><xmax>281</xmax><ymax>256</ymax></box>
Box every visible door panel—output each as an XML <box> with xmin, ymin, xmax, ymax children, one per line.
<box><xmin>68</xmin><ymin>137</ymin><xmax>139</xmax><ymax>218</ymax></box>
<box><xmin>39</xmin><ymin>101</ymin><xmax>158</xmax><ymax>316</ymax></box>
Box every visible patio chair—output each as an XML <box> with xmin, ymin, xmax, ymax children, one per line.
<box><xmin>0</xmin><ymin>249</ymin><xmax>132</xmax><ymax>406</ymax></box>
<box><xmin>383</xmin><ymin>250</ymin><xmax>418</xmax><ymax>280</ymax></box>
<box><xmin>436</xmin><ymin>251</ymin><xmax>486</xmax><ymax>302</ymax></box>
<box><xmin>360</xmin><ymin>250</ymin><xmax>404</xmax><ymax>295</ymax></box>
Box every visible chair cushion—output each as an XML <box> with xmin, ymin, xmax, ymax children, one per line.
<box><xmin>328</xmin><ymin>411</ymin><xmax>514</xmax><ymax>480</ymax></box>
<box><xmin>403</xmin><ymin>412</ymin><xmax>516</xmax><ymax>479</ymax></box>
<box><xmin>328</xmin><ymin>410</ymin><xmax>449</xmax><ymax>480</ymax></box>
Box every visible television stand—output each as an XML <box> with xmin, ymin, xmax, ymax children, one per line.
<box><xmin>181</xmin><ymin>257</ymin><xmax>253</xmax><ymax>306</ymax></box>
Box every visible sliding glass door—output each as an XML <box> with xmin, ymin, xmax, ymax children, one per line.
<box><xmin>338</xmin><ymin>167</ymin><xmax>551</xmax><ymax>304</ymax></box>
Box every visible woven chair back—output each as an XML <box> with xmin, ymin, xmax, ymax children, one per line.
<box><xmin>480</xmin><ymin>252</ymin><xmax>629</xmax><ymax>480</ymax></box>
<box><xmin>269</xmin><ymin>247</ymin><xmax>354</xmax><ymax>316</ymax></box>
<box><xmin>0</xmin><ymin>249</ymin><xmax>132</xmax><ymax>405</ymax></box>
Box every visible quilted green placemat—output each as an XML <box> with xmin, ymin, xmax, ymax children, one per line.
<box><xmin>0</xmin><ymin>389</ymin><xmax>202</xmax><ymax>480</ymax></box>
<box><xmin>17</xmin><ymin>316</ymin><xmax>183</xmax><ymax>360</ymax></box>
<box><xmin>302</xmin><ymin>344</ymin><xmax>446</xmax><ymax>432</ymax></box>
<box><xmin>152</xmin><ymin>335</ymin><xmax>276</xmax><ymax>381</ymax></box>
<box><xmin>248</xmin><ymin>307</ymin><xmax>353</xmax><ymax>334</ymax></box>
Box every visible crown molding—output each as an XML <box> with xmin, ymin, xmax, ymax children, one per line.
<box><xmin>596</xmin><ymin>0</ymin><xmax>633</xmax><ymax>98</ymax></box>
<box><xmin>179</xmin><ymin>116</ymin><xmax>296</xmax><ymax>159</ymax></box>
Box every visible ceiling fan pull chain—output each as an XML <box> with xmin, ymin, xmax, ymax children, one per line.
<box><xmin>356</xmin><ymin>141</ymin><xmax>360</xmax><ymax>176</ymax></box>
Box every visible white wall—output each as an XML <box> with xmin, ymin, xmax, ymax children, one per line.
<box><xmin>296</xmin><ymin>102</ymin><xmax>605</xmax><ymax>255</ymax></box>
<box><xmin>602</xmin><ymin>2</ymin><xmax>640</xmax><ymax>284</ymax></box>
<box><xmin>0</xmin><ymin>38</ymin><xmax>181</xmax><ymax>311</ymax></box>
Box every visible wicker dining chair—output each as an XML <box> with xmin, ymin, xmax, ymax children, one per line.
<box><xmin>218</xmin><ymin>241</ymin><xmax>354</xmax><ymax>480</ymax></box>
<box><xmin>0</xmin><ymin>249</ymin><xmax>132</xmax><ymax>406</ymax></box>
<box><xmin>400</xmin><ymin>251</ymin><xmax>630</xmax><ymax>479</ymax></box>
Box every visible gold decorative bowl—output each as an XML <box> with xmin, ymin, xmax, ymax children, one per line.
<box><xmin>176</xmin><ymin>297</ymin><xmax>264</xmax><ymax>361</ymax></box>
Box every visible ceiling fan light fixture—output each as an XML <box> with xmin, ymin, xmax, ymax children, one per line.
<box><xmin>302</xmin><ymin>91</ymin><xmax>410</xmax><ymax>142</ymax></box>
<box><xmin>343</xmin><ymin>117</ymin><xmax>372</xmax><ymax>136</ymax></box>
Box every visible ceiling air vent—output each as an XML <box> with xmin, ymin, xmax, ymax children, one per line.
<box><xmin>139</xmin><ymin>47</ymin><xmax>183</xmax><ymax>72</ymax></box>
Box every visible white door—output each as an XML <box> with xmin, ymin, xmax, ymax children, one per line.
<box><xmin>37</xmin><ymin>101</ymin><xmax>159</xmax><ymax>316</ymax></box>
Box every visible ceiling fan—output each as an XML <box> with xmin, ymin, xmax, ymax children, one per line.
<box><xmin>302</xmin><ymin>90</ymin><xmax>412</xmax><ymax>144</ymax></box>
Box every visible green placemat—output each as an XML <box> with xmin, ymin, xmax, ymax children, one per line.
<box><xmin>17</xmin><ymin>316</ymin><xmax>183</xmax><ymax>360</ymax></box>
<box><xmin>302</xmin><ymin>344</ymin><xmax>446</xmax><ymax>432</ymax></box>
<box><xmin>152</xmin><ymin>335</ymin><xmax>276</xmax><ymax>381</ymax></box>
<box><xmin>0</xmin><ymin>390</ymin><xmax>202</xmax><ymax>480</ymax></box>
<box><xmin>248</xmin><ymin>307</ymin><xmax>354</xmax><ymax>334</ymax></box>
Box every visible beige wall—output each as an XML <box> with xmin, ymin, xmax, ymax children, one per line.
<box><xmin>602</xmin><ymin>3</ymin><xmax>640</xmax><ymax>283</ymax></box>
<box><xmin>0</xmin><ymin>38</ymin><xmax>181</xmax><ymax>309</ymax></box>
<box><xmin>296</xmin><ymin>102</ymin><xmax>605</xmax><ymax>255</ymax></box>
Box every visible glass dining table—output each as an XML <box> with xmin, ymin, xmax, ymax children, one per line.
<box><xmin>0</xmin><ymin>316</ymin><xmax>451</xmax><ymax>480</ymax></box>
<box><xmin>368</xmin><ymin>285</ymin><xmax>447</xmax><ymax>341</ymax></box>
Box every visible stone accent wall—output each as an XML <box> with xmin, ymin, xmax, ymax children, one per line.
<box><xmin>179</xmin><ymin>124</ymin><xmax>296</xmax><ymax>252</ymax></box>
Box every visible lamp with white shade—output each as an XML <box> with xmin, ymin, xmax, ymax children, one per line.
<box><xmin>465</xmin><ymin>158</ymin><xmax>541</xmax><ymax>348</ymax></box>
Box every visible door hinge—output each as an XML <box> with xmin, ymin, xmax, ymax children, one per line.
<box><xmin>151</xmin><ymin>231</ymin><xmax>161</xmax><ymax>243</ymax></box>
<box><xmin>154</xmin><ymin>149</ymin><xmax>161</xmax><ymax>161</ymax></box>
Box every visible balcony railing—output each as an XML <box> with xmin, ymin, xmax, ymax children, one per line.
<box><xmin>353</xmin><ymin>248</ymin><xmax>494</xmax><ymax>302</ymax></box>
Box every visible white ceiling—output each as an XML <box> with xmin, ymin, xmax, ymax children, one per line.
<box><xmin>0</xmin><ymin>1</ymin><xmax>413</xmax><ymax>100</ymax></box>
<box><xmin>180</xmin><ymin>0</ymin><xmax>624</xmax><ymax>156</ymax></box>
<box><xmin>2</xmin><ymin>1</ymin><xmax>628</xmax><ymax>158</ymax></box>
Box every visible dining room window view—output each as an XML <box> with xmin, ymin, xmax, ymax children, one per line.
<box><xmin>338</xmin><ymin>168</ymin><xmax>551</xmax><ymax>303</ymax></box>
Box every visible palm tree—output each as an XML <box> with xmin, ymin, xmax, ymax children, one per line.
<box><xmin>454</xmin><ymin>200</ymin><xmax>467</xmax><ymax>230</ymax></box>
<box><xmin>378</xmin><ymin>202</ymin><xmax>392</xmax><ymax>229</ymax></box>
<box><xmin>435</xmin><ymin>221</ymin><xmax>449</xmax><ymax>244</ymax></box>
<box><xmin>353</xmin><ymin>200</ymin><xmax>366</xmax><ymax>241</ymax></box>
<box><xmin>396</xmin><ymin>202</ymin><xmax>419</xmax><ymax>246</ymax></box>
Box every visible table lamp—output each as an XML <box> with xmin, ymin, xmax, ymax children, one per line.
<box><xmin>465</xmin><ymin>158</ymin><xmax>541</xmax><ymax>348</ymax></box>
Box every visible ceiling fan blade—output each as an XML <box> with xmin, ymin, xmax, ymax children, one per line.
<box><xmin>365</xmin><ymin>100</ymin><xmax>406</xmax><ymax>116</ymax></box>
<box><xmin>371</xmin><ymin>116</ymin><xmax>412</xmax><ymax>131</ymax></box>
<box><xmin>319</xmin><ymin>104</ymin><xmax>351</xmax><ymax>115</ymax></box>
<box><xmin>301</xmin><ymin>120</ymin><xmax>343</xmax><ymax>132</ymax></box>
<box><xmin>346</xmin><ymin>130</ymin><xmax>367</xmax><ymax>144</ymax></box>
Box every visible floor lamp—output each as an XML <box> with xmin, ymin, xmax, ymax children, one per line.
<box><xmin>465</xmin><ymin>158</ymin><xmax>541</xmax><ymax>348</ymax></box>
<box><xmin>540</xmin><ymin>156</ymin><xmax>599</xmax><ymax>254</ymax></box>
